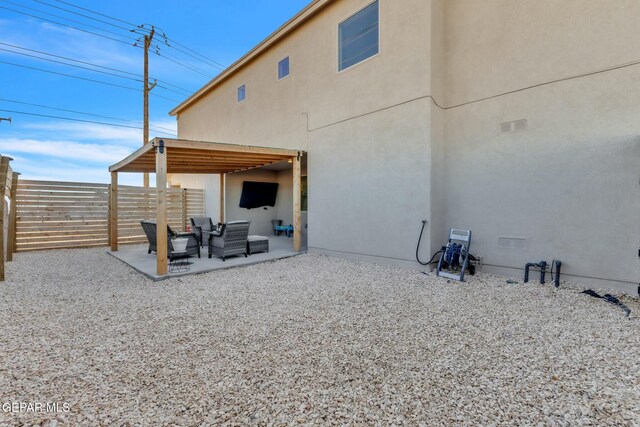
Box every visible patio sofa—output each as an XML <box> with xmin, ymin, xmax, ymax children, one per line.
<box><xmin>205</xmin><ymin>220</ymin><xmax>250</xmax><ymax>261</ymax></box>
<box><xmin>140</xmin><ymin>220</ymin><xmax>200</xmax><ymax>258</ymax></box>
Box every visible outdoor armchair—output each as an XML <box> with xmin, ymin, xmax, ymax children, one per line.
<box><xmin>140</xmin><ymin>220</ymin><xmax>200</xmax><ymax>258</ymax></box>
<box><xmin>190</xmin><ymin>216</ymin><xmax>216</xmax><ymax>247</ymax></box>
<box><xmin>205</xmin><ymin>220</ymin><xmax>250</xmax><ymax>261</ymax></box>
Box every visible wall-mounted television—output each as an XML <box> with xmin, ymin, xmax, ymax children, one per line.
<box><xmin>239</xmin><ymin>181</ymin><xmax>279</xmax><ymax>209</ymax></box>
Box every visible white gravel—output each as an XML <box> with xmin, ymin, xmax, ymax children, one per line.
<box><xmin>1</xmin><ymin>248</ymin><xmax>639</xmax><ymax>426</ymax></box>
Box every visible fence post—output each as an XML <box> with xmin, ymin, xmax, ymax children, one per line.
<box><xmin>7</xmin><ymin>172</ymin><xmax>19</xmax><ymax>261</ymax></box>
<box><xmin>182</xmin><ymin>188</ymin><xmax>188</xmax><ymax>231</ymax></box>
<box><xmin>110</xmin><ymin>173</ymin><xmax>118</xmax><ymax>252</ymax></box>
<box><xmin>107</xmin><ymin>183</ymin><xmax>112</xmax><ymax>247</ymax></box>
<box><xmin>0</xmin><ymin>156</ymin><xmax>11</xmax><ymax>280</ymax></box>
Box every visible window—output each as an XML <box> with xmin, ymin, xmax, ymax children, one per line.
<box><xmin>237</xmin><ymin>84</ymin><xmax>246</xmax><ymax>102</ymax></box>
<box><xmin>278</xmin><ymin>57</ymin><xmax>290</xmax><ymax>79</ymax></box>
<box><xmin>339</xmin><ymin>0</ymin><xmax>379</xmax><ymax>71</ymax></box>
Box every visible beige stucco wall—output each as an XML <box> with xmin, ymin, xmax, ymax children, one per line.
<box><xmin>308</xmin><ymin>97</ymin><xmax>431</xmax><ymax>263</ymax></box>
<box><xmin>174</xmin><ymin>0</ymin><xmax>639</xmax><ymax>292</ymax></box>
<box><xmin>177</xmin><ymin>0</ymin><xmax>432</xmax><ymax>148</ymax></box>
<box><xmin>169</xmin><ymin>169</ymin><xmax>306</xmax><ymax>242</ymax></box>
<box><xmin>176</xmin><ymin>0</ymin><xmax>438</xmax><ymax>265</ymax></box>
<box><xmin>225</xmin><ymin>170</ymin><xmax>280</xmax><ymax>236</ymax></box>
<box><xmin>442</xmin><ymin>0</ymin><xmax>640</xmax><ymax>292</ymax></box>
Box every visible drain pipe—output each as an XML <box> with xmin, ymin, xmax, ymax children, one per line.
<box><xmin>553</xmin><ymin>260</ymin><xmax>562</xmax><ymax>287</ymax></box>
<box><xmin>524</xmin><ymin>261</ymin><xmax>547</xmax><ymax>284</ymax></box>
<box><xmin>524</xmin><ymin>260</ymin><xmax>562</xmax><ymax>286</ymax></box>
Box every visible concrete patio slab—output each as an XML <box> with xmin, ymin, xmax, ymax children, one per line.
<box><xmin>108</xmin><ymin>235</ymin><xmax>301</xmax><ymax>280</ymax></box>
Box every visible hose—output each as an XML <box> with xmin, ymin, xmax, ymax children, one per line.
<box><xmin>416</xmin><ymin>220</ymin><xmax>442</xmax><ymax>266</ymax></box>
<box><xmin>416</xmin><ymin>220</ymin><xmax>430</xmax><ymax>265</ymax></box>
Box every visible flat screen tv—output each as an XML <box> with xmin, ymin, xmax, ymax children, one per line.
<box><xmin>239</xmin><ymin>181</ymin><xmax>279</xmax><ymax>209</ymax></box>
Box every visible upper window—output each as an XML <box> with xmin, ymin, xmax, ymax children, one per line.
<box><xmin>338</xmin><ymin>0</ymin><xmax>379</xmax><ymax>71</ymax></box>
<box><xmin>278</xmin><ymin>57</ymin><xmax>290</xmax><ymax>79</ymax></box>
<box><xmin>237</xmin><ymin>84</ymin><xmax>246</xmax><ymax>102</ymax></box>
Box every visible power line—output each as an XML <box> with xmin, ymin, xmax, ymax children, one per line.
<box><xmin>48</xmin><ymin>0</ymin><xmax>227</xmax><ymax>70</ymax></box>
<box><xmin>42</xmin><ymin>0</ymin><xmax>226</xmax><ymax>72</ymax></box>
<box><xmin>52</xmin><ymin>0</ymin><xmax>140</xmax><ymax>29</ymax></box>
<box><xmin>150</xmin><ymin>29</ymin><xmax>226</xmax><ymax>71</ymax></box>
<box><xmin>5</xmin><ymin>1</ymin><xmax>222</xmax><ymax>79</ymax></box>
<box><xmin>0</xmin><ymin>41</ymin><xmax>193</xmax><ymax>95</ymax></box>
<box><xmin>0</xmin><ymin>108</ymin><xmax>177</xmax><ymax>136</ymax></box>
<box><xmin>0</xmin><ymin>98</ymin><xmax>177</xmax><ymax>133</ymax></box>
<box><xmin>0</xmin><ymin>41</ymin><xmax>139</xmax><ymax>77</ymax></box>
<box><xmin>31</xmin><ymin>0</ymin><xmax>133</xmax><ymax>33</ymax></box>
<box><xmin>0</xmin><ymin>60</ymin><xmax>180</xmax><ymax>102</ymax></box>
<box><xmin>164</xmin><ymin>37</ymin><xmax>227</xmax><ymax>70</ymax></box>
<box><xmin>131</xmin><ymin>24</ymin><xmax>216</xmax><ymax>79</ymax></box>
<box><xmin>0</xmin><ymin>47</ymin><xmax>143</xmax><ymax>82</ymax></box>
<box><xmin>0</xmin><ymin>46</ymin><xmax>191</xmax><ymax>96</ymax></box>
<box><xmin>2</xmin><ymin>0</ymin><xmax>138</xmax><ymax>44</ymax></box>
<box><xmin>155</xmin><ymin>49</ymin><xmax>215</xmax><ymax>79</ymax></box>
<box><xmin>0</xmin><ymin>5</ymin><xmax>134</xmax><ymax>46</ymax></box>
<box><xmin>3</xmin><ymin>4</ymin><xmax>215</xmax><ymax>80</ymax></box>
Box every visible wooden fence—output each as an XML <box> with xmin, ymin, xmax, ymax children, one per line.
<box><xmin>15</xmin><ymin>180</ymin><xmax>205</xmax><ymax>252</ymax></box>
<box><xmin>1</xmin><ymin>155</ymin><xmax>18</xmax><ymax>281</ymax></box>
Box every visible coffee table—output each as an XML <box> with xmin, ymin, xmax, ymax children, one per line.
<box><xmin>274</xmin><ymin>224</ymin><xmax>294</xmax><ymax>237</ymax></box>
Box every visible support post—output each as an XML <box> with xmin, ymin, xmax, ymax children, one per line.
<box><xmin>156</xmin><ymin>142</ymin><xmax>168</xmax><ymax>276</ymax></box>
<box><xmin>7</xmin><ymin>172</ymin><xmax>19</xmax><ymax>261</ymax></box>
<box><xmin>292</xmin><ymin>153</ymin><xmax>301</xmax><ymax>252</ymax></box>
<box><xmin>0</xmin><ymin>156</ymin><xmax>10</xmax><ymax>280</ymax></box>
<box><xmin>219</xmin><ymin>173</ymin><xmax>225</xmax><ymax>223</ymax></box>
<box><xmin>110</xmin><ymin>172</ymin><xmax>118</xmax><ymax>251</ymax></box>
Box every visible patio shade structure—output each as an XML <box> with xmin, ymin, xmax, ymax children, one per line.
<box><xmin>109</xmin><ymin>138</ymin><xmax>305</xmax><ymax>276</ymax></box>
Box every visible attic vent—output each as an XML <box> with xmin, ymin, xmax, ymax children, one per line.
<box><xmin>500</xmin><ymin>119</ymin><xmax>528</xmax><ymax>133</ymax></box>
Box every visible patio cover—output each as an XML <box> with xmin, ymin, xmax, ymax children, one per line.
<box><xmin>109</xmin><ymin>138</ymin><xmax>300</xmax><ymax>174</ymax></box>
<box><xmin>108</xmin><ymin>138</ymin><xmax>304</xmax><ymax>276</ymax></box>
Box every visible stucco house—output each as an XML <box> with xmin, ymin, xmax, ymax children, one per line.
<box><xmin>167</xmin><ymin>0</ymin><xmax>639</xmax><ymax>293</ymax></box>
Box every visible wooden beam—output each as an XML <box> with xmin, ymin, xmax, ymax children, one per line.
<box><xmin>0</xmin><ymin>156</ymin><xmax>10</xmax><ymax>280</ymax></box>
<box><xmin>293</xmin><ymin>153</ymin><xmax>301</xmax><ymax>252</ymax></box>
<box><xmin>157</xmin><ymin>138</ymin><xmax>301</xmax><ymax>157</ymax></box>
<box><xmin>109</xmin><ymin>172</ymin><xmax>118</xmax><ymax>251</ymax></box>
<box><xmin>108</xmin><ymin>142</ymin><xmax>154</xmax><ymax>172</ymax></box>
<box><xmin>6</xmin><ymin>172</ymin><xmax>19</xmax><ymax>261</ymax></box>
<box><xmin>156</xmin><ymin>144</ymin><xmax>168</xmax><ymax>276</ymax></box>
<box><xmin>219</xmin><ymin>173</ymin><xmax>225</xmax><ymax>223</ymax></box>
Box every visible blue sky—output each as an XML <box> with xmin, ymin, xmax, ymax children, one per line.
<box><xmin>0</xmin><ymin>0</ymin><xmax>310</xmax><ymax>185</ymax></box>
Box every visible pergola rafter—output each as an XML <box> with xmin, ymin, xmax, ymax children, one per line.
<box><xmin>109</xmin><ymin>138</ymin><xmax>304</xmax><ymax>276</ymax></box>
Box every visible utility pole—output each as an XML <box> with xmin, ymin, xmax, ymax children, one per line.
<box><xmin>143</xmin><ymin>26</ymin><xmax>156</xmax><ymax>187</ymax></box>
<box><xmin>0</xmin><ymin>117</ymin><xmax>11</xmax><ymax>124</ymax></box>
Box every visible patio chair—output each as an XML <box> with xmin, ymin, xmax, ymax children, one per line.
<box><xmin>140</xmin><ymin>220</ymin><xmax>200</xmax><ymax>258</ymax></box>
<box><xmin>205</xmin><ymin>220</ymin><xmax>250</xmax><ymax>261</ymax></box>
<box><xmin>271</xmin><ymin>219</ymin><xmax>282</xmax><ymax>235</ymax></box>
<box><xmin>190</xmin><ymin>216</ymin><xmax>216</xmax><ymax>247</ymax></box>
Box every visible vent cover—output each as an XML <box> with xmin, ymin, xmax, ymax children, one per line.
<box><xmin>500</xmin><ymin>119</ymin><xmax>528</xmax><ymax>133</ymax></box>
<box><xmin>498</xmin><ymin>236</ymin><xmax>528</xmax><ymax>249</ymax></box>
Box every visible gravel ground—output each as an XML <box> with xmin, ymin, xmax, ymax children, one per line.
<box><xmin>1</xmin><ymin>248</ymin><xmax>639</xmax><ymax>426</ymax></box>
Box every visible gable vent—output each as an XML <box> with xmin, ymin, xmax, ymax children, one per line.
<box><xmin>500</xmin><ymin>119</ymin><xmax>528</xmax><ymax>133</ymax></box>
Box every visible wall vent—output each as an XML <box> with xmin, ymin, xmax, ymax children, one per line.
<box><xmin>500</xmin><ymin>119</ymin><xmax>528</xmax><ymax>133</ymax></box>
<box><xmin>498</xmin><ymin>236</ymin><xmax>528</xmax><ymax>250</ymax></box>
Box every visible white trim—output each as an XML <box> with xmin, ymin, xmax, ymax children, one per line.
<box><xmin>277</xmin><ymin>56</ymin><xmax>291</xmax><ymax>81</ymax></box>
<box><xmin>237</xmin><ymin>84</ymin><xmax>246</xmax><ymax>103</ymax></box>
<box><xmin>336</xmin><ymin>0</ymin><xmax>381</xmax><ymax>73</ymax></box>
